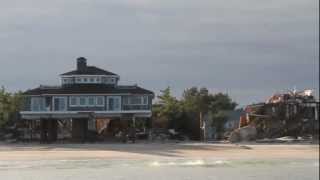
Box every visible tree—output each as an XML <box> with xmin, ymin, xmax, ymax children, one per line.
<box><xmin>152</xmin><ymin>86</ymin><xmax>238</xmax><ymax>140</ymax></box>
<box><xmin>182</xmin><ymin>87</ymin><xmax>237</xmax><ymax>140</ymax></box>
<box><xmin>0</xmin><ymin>87</ymin><xmax>23</xmax><ymax>128</ymax></box>
<box><xmin>153</xmin><ymin>87</ymin><xmax>183</xmax><ymax>129</ymax></box>
<box><xmin>208</xmin><ymin>93</ymin><xmax>237</xmax><ymax>137</ymax></box>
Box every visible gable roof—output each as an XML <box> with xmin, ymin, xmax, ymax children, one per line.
<box><xmin>23</xmin><ymin>84</ymin><xmax>154</xmax><ymax>96</ymax></box>
<box><xmin>61</xmin><ymin>66</ymin><xmax>118</xmax><ymax>76</ymax></box>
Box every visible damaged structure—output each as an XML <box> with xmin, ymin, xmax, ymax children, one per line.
<box><xmin>20</xmin><ymin>57</ymin><xmax>154</xmax><ymax>143</ymax></box>
<box><xmin>231</xmin><ymin>89</ymin><xmax>319</xmax><ymax>142</ymax></box>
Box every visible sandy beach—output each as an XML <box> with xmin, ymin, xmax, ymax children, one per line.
<box><xmin>0</xmin><ymin>142</ymin><xmax>318</xmax><ymax>161</ymax></box>
<box><xmin>0</xmin><ymin>142</ymin><xmax>319</xmax><ymax>180</ymax></box>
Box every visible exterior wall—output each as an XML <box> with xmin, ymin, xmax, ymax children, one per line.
<box><xmin>22</xmin><ymin>96</ymin><xmax>32</xmax><ymax>111</ymax></box>
<box><xmin>23</xmin><ymin>94</ymin><xmax>153</xmax><ymax>112</ymax></box>
<box><xmin>68</xmin><ymin>106</ymin><xmax>105</xmax><ymax>111</ymax></box>
<box><xmin>61</xmin><ymin>75</ymin><xmax>118</xmax><ymax>86</ymax></box>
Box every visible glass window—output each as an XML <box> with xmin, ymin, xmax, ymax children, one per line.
<box><xmin>79</xmin><ymin>97</ymin><xmax>86</xmax><ymax>106</ymax></box>
<box><xmin>96</xmin><ymin>77</ymin><xmax>100</xmax><ymax>82</ymax></box>
<box><xmin>88</xmin><ymin>97</ymin><xmax>95</xmax><ymax>106</ymax></box>
<box><xmin>96</xmin><ymin>97</ymin><xmax>104</xmax><ymax>106</ymax></box>
<box><xmin>108</xmin><ymin>97</ymin><xmax>121</xmax><ymax>111</ymax></box>
<box><xmin>123</xmin><ymin>96</ymin><xmax>148</xmax><ymax>105</ymax></box>
<box><xmin>54</xmin><ymin>97</ymin><xmax>66</xmax><ymax>111</ymax></box>
<box><xmin>70</xmin><ymin>97</ymin><xmax>77</xmax><ymax>106</ymax></box>
<box><xmin>76</xmin><ymin>78</ymin><xmax>81</xmax><ymax>82</ymax></box>
<box><xmin>123</xmin><ymin>97</ymin><xmax>129</xmax><ymax>105</ymax></box>
<box><xmin>31</xmin><ymin>97</ymin><xmax>44</xmax><ymax>111</ymax></box>
<box><xmin>143</xmin><ymin>96</ymin><xmax>148</xmax><ymax>105</ymax></box>
<box><xmin>90</xmin><ymin>78</ymin><xmax>95</xmax><ymax>82</ymax></box>
<box><xmin>83</xmin><ymin>78</ymin><xmax>88</xmax><ymax>82</ymax></box>
<box><xmin>130</xmin><ymin>96</ymin><xmax>142</xmax><ymax>105</ymax></box>
<box><xmin>108</xmin><ymin>98</ymin><xmax>114</xmax><ymax>110</ymax></box>
<box><xmin>101</xmin><ymin>77</ymin><xmax>106</xmax><ymax>83</ymax></box>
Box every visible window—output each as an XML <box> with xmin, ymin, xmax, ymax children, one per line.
<box><xmin>83</xmin><ymin>78</ymin><xmax>88</xmax><ymax>82</ymax></box>
<box><xmin>96</xmin><ymin>96</ymin><xmax>104</xmax><ymax>106</ymax></box>
<box><xmin>143</xmin><ymin>96</ymin><xmax>148</xmax><ymax>104</ymax></box>
<box><xmin>69</xmin><ymin>96</ymin><xmax>105</xmax><ymax>107</ymax></box>
<box><xmin>31</xmin><ymin>97</ymin><xmax>45</xmax><ymax>111</ymax></box>
<box><xmin>70</xmin><ymin>97</ymin><xmax>77</xmax><ymax>106</ymax></box>
<box><xmin>53</xmin><ymin>97</ymin><xmax>66</xmax><ymax>111</ymax></box>
<box><xmin>124</xmin><ymin>96</ymin><xmax>148</xmax><ymax>105</ymax></box>
<box><xmin>76</xmin><ymin>78</ymin><xmax>81</xmax><ymax>82</ymax></box>
<box><xmin>90</xmin><ymin>78</ymin><xmax>95</xmax><ymax>82</ymax></box>
<box><xmin>96</xmin><ymin>77</ymin><xmax>100</xmax><ymax>82</ymax></box>
<box><xmin>88</xmin><ymin>97</ymin><xmax>95</xmax><ymax>106</ymax></box>
<box><xmin>79</xmin><ymin>97</ymin><xmax>86</xmax><ymax>106</ymax></box>
<box><xmin>130</xmin><ymin>97</ymin><xmax>142</xmax><ymax>104</ymax></box>
<box><xmin>101</xmin><ymin>77</ymin><xmax>107</xmax><ymax>83</ymax></box>
<box><xmin>107</xmin><ymin>96</ymin><xmax>121</xmax><ymax>111</ymax></box>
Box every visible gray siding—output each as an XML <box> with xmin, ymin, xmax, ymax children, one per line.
<box><xmin>68</xmin><ymin>106</ymin><xmax>105</xmax><ymax>111</ymax></box>
<box><xmin>23</xmin><ymin>94</ymin><xmax>152</xmax><ymax>112</ymax></box>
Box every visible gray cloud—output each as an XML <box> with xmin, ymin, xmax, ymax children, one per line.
<box><xmin>0</xmin><ymin>0</ymin><xmax>318</xmax><ymax>105</ymax></box>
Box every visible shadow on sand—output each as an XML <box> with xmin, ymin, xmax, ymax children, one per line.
<box><xmin>0</xmin><ymin>142</ymin><xmax>253</xmax><ymax>158</ymax></box>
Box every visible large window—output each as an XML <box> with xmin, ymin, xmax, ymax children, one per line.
<box><xmin>88</xmin><ymin>97</ymin><xmax>95</xmax><ymax>106</ymax></box>
<box><xmin>107</xmin><ymin>96</ymin><xmax>121</xmax><ymax>111</ymax></box>
<box><xmin>53</xmin><ymin>97</ymin><xmax>67</xmax><ymax>111</ymax></box>
<box><xmin>124</xmin><ymin>96</ymin><xmax>148</xmax><ymax>105</ymax></box>
<box><xmin>62</xmin><ymin>78</ymin><xmax>74</xmax><ymax>84</ymax></box>
<box><xmin>96</xmin><ymin>96</ymin><xmax>104</xmax><ymax>106</ymax></box>
<box><xmin>69</xmin><ymin>96</ymin><xmax>105</xmax><ymax>107</ymax></box>
<box><xmin>62</xmin><ymin>75</ymin><xmax>117</xmax><ymax>85</ymax></box>
<box><xmin>79</xmin><ymin>97</ymin><xmax>87</xmax><ymax>106</ymax></box>
<box><xmin>70</xmin><ymin>97</ymin><xmax>77</xmax><ymax>106</ymax></box>
<box><xmin>31</xmin><ymin>97</ymin><xmax>45</xmax><ymax>111</ymax></box>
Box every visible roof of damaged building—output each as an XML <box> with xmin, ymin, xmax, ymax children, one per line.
<box><xmin>23</xmin><ymin>84</ymin><xmax>154</xmax><ymax>96</ymax></box>
<box><xmin>266</xmin><ymin>89</ymin><xmax>316</xmax><ymax>104</ymax></box>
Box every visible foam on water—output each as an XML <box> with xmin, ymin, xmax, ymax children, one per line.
<box><xmin>148</xmin><ymin>159</ymin><xmax>230</xmax><ymax>167</ymax></box>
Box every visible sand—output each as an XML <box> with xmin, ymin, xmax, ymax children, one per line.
<box><xmin>0</xmin><ymin>142</ymin><xmax>318</xmax><ymax>161</ymax></box>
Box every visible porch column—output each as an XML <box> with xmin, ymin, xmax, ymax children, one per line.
<box><xmin>146</xmin><ymin>117</ymin><xmax>152</xmax><ymax>129</ymax></box>
<box><xmin>132</xmin><ymin>116</ymin><xmax>136</xmax><ymax>129</ymax></box>
<box><xmin>47</xmin><ymin>119</ymin><xmax>58</xmax><ymax>142</ymax></box>
<box><xmin>40</xmin><ymin>119</ymin><xmax>48</xmax><ymax>143</ymax></box>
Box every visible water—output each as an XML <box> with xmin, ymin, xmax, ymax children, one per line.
<box><xmin>0</xmin><ymin>158</ymin><xmax>318</xmax><ymax>180</ymax></box>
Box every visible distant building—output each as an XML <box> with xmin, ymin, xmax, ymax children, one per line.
<box><xmin>224</xmin><ymin>109</ymin><xmax>244</xmax><ymax>131</ymax></box>
<box><xmin>241</xmin><ymin>89</ymin><xmax>319</xmax><ymax>138</ymax></box>
<box><xmin>202</xmin><ymin>109</ymin><xmax>244</xmax><ymax>140</ymax></box>
<box><xmin>20</xmin><ymin>57</ymin><xmax>154</xmax><ymax>142</ymax></box>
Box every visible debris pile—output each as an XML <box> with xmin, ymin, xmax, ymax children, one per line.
<box><xmin>230</xmin><ymin>89</ymin><xmax>319</xmax><ymax>143</ymax></box>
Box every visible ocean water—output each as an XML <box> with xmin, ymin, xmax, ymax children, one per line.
<box><xmin>0</xmin><ymin>158</ymin><xmax>318</xmax><ymax>180</ymax></box>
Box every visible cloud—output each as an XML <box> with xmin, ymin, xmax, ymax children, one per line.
<box><xmin>0</xmin><ymin>0</ymin><xmax>318</xmax><ymax>105</ymax></box>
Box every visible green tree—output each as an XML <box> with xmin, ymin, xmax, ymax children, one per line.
<box><xmin>182</xmin><ymin>87</ymin><xmax>237</xmax><ymax>139</ymax></box>
<box><xmin>208</xmin><ymin>93</ymin><xmax>237</xmax><ymax>137</ymax></box>
<box><xmin>153</xmin><ymin>87</ymin><xmax>183</xmax><ymax>129</ymax></box>
<box><xmin>152</xmin><ymin>86</ymin><xmax>238</xmax><ymax>140</ymax></box>
<box><xmin>0</xmin><ymin>87</ymin><xmax>23</xmax><ymax>128</ymax></box>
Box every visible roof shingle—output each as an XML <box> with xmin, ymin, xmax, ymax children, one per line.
<box><xmin>61</xmin><ymin>66</ymin><xmax>118</xmax><ymax>76</ymax></box>
<box><xmin>24</xmin><ymin>84</ymin><xmax>154</xmax><ymax>96</ymax></box>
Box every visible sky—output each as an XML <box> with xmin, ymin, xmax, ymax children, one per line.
<box><xmin>0</xmin><ymin>0</ymin><xmax>318</xmax><ymax>106</ymax></box>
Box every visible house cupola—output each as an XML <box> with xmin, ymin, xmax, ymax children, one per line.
<box><xmin>61</xmin><ymin>57</ymin><xmax>120</xmax><ymax>86</ymax></box>
<box><xmin>77</xmin><ymin>57</ymin><xmax>87</xmax><ymax>72</ymax></box>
